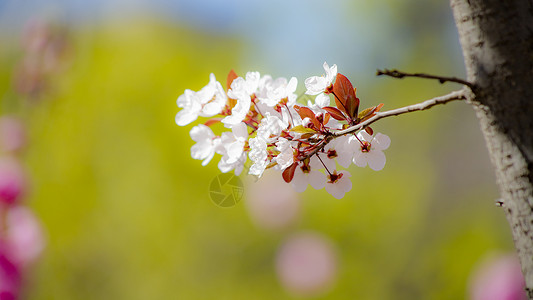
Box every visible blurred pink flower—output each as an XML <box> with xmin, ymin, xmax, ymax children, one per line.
<box><xmin>246</xmin><ymin>173</ymin><xmax>300</xmax><ymax>231</ymax></box>
<box><xmin>0</xmin><ymin>245</ymin><xmax>20</xmax><ymax>300</ymax></box>
<box><xmin>6</xmin><ymin>206</ymin><xmax>45</xmax><ymax>266</ymax></box>
<box><xmin>0</xmin><ymin>117</ymin><xmax>26</xmax><ymax>154</ymax></box>
<box><xmin>469</xmin><ymin>253</ymin><xmax>527</xmax><ymax>300</ymax></box>
<box><xmin>275</xmin><ymin>232</ymin><xmax>337</xmax><ymax>297</ymax></box>
<box><xmin>0</xmin><ymin>159</ymin><xmax>26</xmax><ymax>205</ymax></box>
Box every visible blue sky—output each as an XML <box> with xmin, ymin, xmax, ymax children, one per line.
<box><xmin>0</xmin><ymin>0</ymin><xmax>461</xmax><ymax>81</ymax></box>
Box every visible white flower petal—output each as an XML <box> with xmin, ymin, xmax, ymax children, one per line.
<box><xmin>189</xmin><ymin>124</ymin><xmax>213</xmax><ymax>142</ymax></box>
<box><xmin>358</xmin><ymin>131</ymin><xmax>373</xmax><ymax>142</ymax></box>
<box><xmin>175</xmin><ymin>102</ymin><xmax>201</xmax><ymax>126</ymax></box>
<box><xmin>304</xmin><ymin>76</ymin><xmax>327</xmax><ymax>95</ymax></box>
<box><xmin>353</xmin><ymin>151</ymin><xmax>368</xmax><ymax>168</ymax></box>
<box><xmin>291</xmin><ymin>168</ymin><xmax>309</xmax><ymax>193</ymax></box>
<box><xmin>308</xmin><ymin>170</ymin><xmax>326</xmax><ymax>190</ymax></box>
<box><xmin>373</xmin><ymin>133</ymin><xmax>391</xmax><ymax>151</ymax></box>
<box><xmin>367</xmin><ymin>150</ymin><xmax>386</xmax><ymax>171</ymax></box>
<box><xmin>315</xmin><ymin>93</ymin><xmax>331</xmax><ymax>107</ymax></box>
<box><xmin>201</xmin><ymin>151</ymin><xmax>215</xmax><ymax>166</ymax></box>
<box><xmin>232</xmin><ymin>122</ymin><xmax>249</xmax><ymax>140</ymax></box>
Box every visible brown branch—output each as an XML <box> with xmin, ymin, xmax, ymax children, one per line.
<box><xmin>377</xmin><ymin>69</ymin><xmax>475</xmax><ymax>89</ymax></box>
<box><xmin>334</xmin><ymin>89</ymin><xmax>467</xmax><ymax>136</ymax></box>
<box><xmin>298</xmin><ymin>90</ymin><xmax>467</xmax><ymax>160</ymax></box>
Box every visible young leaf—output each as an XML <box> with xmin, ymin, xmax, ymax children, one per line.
<box><xmin>294</xmin><ymin>105</ymin><xmax>321</xmax><ymax>129</ymax></box>
<box><xmin>282</xmin><ymin>162</ymin><xmax>298</xmax><ymax>183</ymax></box>
<box><xmin>322</xmin><ymin>106</ymin><xmax>348</xmax><ymax>121</ymax></box>
<box><xmin>323</xmin><ymin>112</ymin><xmax>330</xmax><ymax>125</ymax></box>
<box><xmin>290</xmin><ymin>125</ymin><xmax>317</xmax><ymax>134</ymax></box>
<box><xmin>332</xmin><ymin>73</ymin><xmax>359</xmax><ymax>118</ymax></box>
<box><xmin>204</xmin><ymin>118</ymin><xmax>221</xmax><ymax>127</ymax></box>
<box><xmin>227</xmin><ymin>69</ymin><xmax>238</xmax><ymax>92</ymax></box>
<box><xmin>358</xmin><ymin>103</ymin><xmax>384</xmax><ymax>122</ymax></box>
<box><xmin>300</xmin><ymin>133</ymin><xmax>315</xmax><ymax>140</ymax></box>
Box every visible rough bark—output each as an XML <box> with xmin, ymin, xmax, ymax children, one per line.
<box><xmin>451</xmin><ymin>0</ymin><xmax>533</xmax><ymax>297</ymax></box>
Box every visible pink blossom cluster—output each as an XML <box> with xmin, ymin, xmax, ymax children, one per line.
<box><xmin>175</xmin><ymin>62</ymin><xmax>390</xmax><ymax>199</ymax></box>
<box><xmin>0</xmin><ymin>117</ymin><xmax>45</xmax><ymax>300</ymax></box>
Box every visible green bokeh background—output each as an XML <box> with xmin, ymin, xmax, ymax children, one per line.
<box><xmin>0</xmin><ymin>1</ymin><xmax>514</xmax><ymax>299</ymax></box>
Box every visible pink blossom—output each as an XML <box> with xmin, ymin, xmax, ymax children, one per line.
<box><xmin>469</xmin><ymin>254</ymin><xmax>527</xmax><ymax>300</ymax></box>
<box><xmin>246</xmin><ymin>173</ymin><xmax>300</xmax><ymax>230</ymax></box>
<box><xmin>6</xmin><ymin>206</ymin><xmax>45</xmax><ymax>266</ymax></box>
<box><xmin>275</xmin><ymin>232</ymin><xmax>337</xmax><ymax>296</ymax></box>
<box><xmin>0</xmin><ymin>244</ymin><xmax>20</xmax><ymax>300</ymax></box>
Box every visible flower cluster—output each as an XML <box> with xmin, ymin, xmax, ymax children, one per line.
<box><xmin>175</xmin><ymin>62</ymin><xmax>390</xmax><ymax>199</ymax></box>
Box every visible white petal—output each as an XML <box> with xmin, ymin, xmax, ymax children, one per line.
<box><xmin>232</xmin><ymin>122</ymin><xmax>249</xmax><ymax>140</ymax></box>
<box><xmin>249</xmin><ymin>160</ymin><xmax>267</xmax><ymax>177</ymax></box>
<box><xmin>201</xmin><ymin>151</ymin><xmax>215</xmax><ymax>166</ymax></box>
<box><xmin>286</xmin><ymin>77</ymin><xmax>298</xmax><ymax>93</ymax></box>
<box><xmin>325</xmin><ymin>183</ymin><xmax>344</xmax><ymax>199</ymax></box>
<box><xmin>245</xmin><ymin>71</ymin><xmax>260</xmax><ymax>94</ymax></box>
<box><xmin>324</xmin><ymin>62</ymin><xmax>338</xmax><ymax>84</ymax></box>
<box><xmin>367</xmin><ymin>150</ymin><xmax>386</xmax><ymax>171</ymax></box>
<box><xmin>191</xmin><ymin>142</ymin><xmax>211</xmax><ymax>160</ymax></box>
<box><xmin>226</xmin><ymin>141</ymin><xmax>245</xmax><ymax>164</ymax></box>
<box><xmin>336</xmin><ymin>151</ymin><xmax>353</xmax><ymax>168</ymax></box>
<box><xmin>175</xmin><ymin>109</ymin><xmax>198</xmax><ymax>126</ymax></box>
<box><xmin>309</xmin><ymin>155</ymin><xmax>324</xmax><ymax>170</ymax></box>
<box><xmin>373</xmin><ymin>133</ymin><xmax>391</xmax><ymax>151</ymax></box>
<box><xmin>304</xmin><ymin>76</ymin><xmax>327</xmax><ymax>95</ymax></box>
<box><xmin>358</xmin><ymin>131</ymin><xmax>373</xmax><ymax>142</ymax></box>
<box><xmin>189</xmin><ymin>124</ymin><xmax>213</xmax><ymax>142</ymax></box>
<box><xmin>291</xmin><ymin>168</ymin><xmax>308</xmax><ymax>193</ymax></box>
<box><xmin>315</xmin><ymin>93</ymin><xmax>331</xmax><ymax>107</ymax></box>
<box><xmin>353</xmin><ymin>151</ymin><xmax>368</xmax><ymax>168</ymax></box>
<box><xmin>218</xmin><ymin>156</ymin><xmax>232</xmax><ymax>173</ymax></box>
<box><xmin>308</xmin><ymin>171</ymin><xmax>326</xmax><ymax>190</ymax></box>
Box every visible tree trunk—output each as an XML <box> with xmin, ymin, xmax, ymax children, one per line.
<box><xmin>450</xmin><ymin>0</ymin><xmax>533</xmax><ymax>297</ymax></box>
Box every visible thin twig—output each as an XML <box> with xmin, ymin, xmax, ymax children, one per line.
<box><xmin>377</xmin><ymin>69</ymin><xmax>475</xmax><ymax>89</ymax></box>
<box><xmin>333</xmin><ymin>89</ymin><xmax>467</xmax><ymax>136</ymax></box>
<box><xmin>299</xmin><ymin>89</ymin><xmax>467</xmax><ymax>160</ymax></box>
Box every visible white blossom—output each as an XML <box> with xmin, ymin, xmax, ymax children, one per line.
<box><xmin>176</xmin><ymin>74</ymin><xmax>227</xmax><ymax>126</ymax></box>
<box><xmin>352</xmin><ymin>131</ymin><xmax>391</xmax><ymax>171</ymax></box>
<box><xmin>325</xmin><ymin>170</ymin><xmax>352</xmax><ymax>199</ymax></box>
<box><xmin>189</xmin><ymin>124</ymin><xmax>219</xmax><ymax>166</ymax></box>
<box><xmin>275</xmin><ymin>137</ymin><xmax>294</xmax><ymax>171</ymax></box>
<box><xmin>218</xmin><ymin>122</ymin><xmax>249</xmax><ymax>165</ymax></box>
<box><xmin>257</xmin><ymin>76</ymin><xmax>298</xmax><ymax>107</ymax></box>
<box><xmin>248</xmin><ymin>137</ymin><xmax>269</xmax><ymax>177</ymax></box>
<box><xmin>304</xmin><ymin>62</ymin><xmax>337</xmax><ymax>107</ymax></box>
<box><xmin>291</xmin><ymin>163</ymin><xmax>326</xmax><ymax>192</ymax></box>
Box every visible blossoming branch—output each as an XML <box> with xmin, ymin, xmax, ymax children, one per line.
<box><xmin>174</xmin><ymin>62</ymin><xmax>467</xmax><ymax>199</ymax></box>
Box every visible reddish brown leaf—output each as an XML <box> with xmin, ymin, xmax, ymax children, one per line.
<box><xmin>322</xmin><ymin>106</ymin><xmax>348</xmax><ymax>121</ymax></box>
<box><xmin>294</xmin><ymin>105</ymin><xmax>321</xmax><ymax>129</ymax></box>
<box><xmin>282</xmin><ymin>162</ymin><xmax>298</xmax><ymax>183</ymax></box>
<box><xmin>204</xmin><ymin>118</ymin><xmax>221</xmax><ymax>127</ymax></box>
<box><xmin>365</xmin><ymin>126</ymin><xmax>374</xmax><ymax>135</ymax></box>
<box><xmin>226</xmin><ymin>69</ymin><xmax>238</xmax><ymax>91</ymax></box>
<box><xmin>332</xmin><ymin>74</ymin><xmax>359</xmax><ymax>118</ymax></box>
<box><xmin>323</xmin><ymin>113</ymin><xmax>330</xmax><ymax>125</ymax></box>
